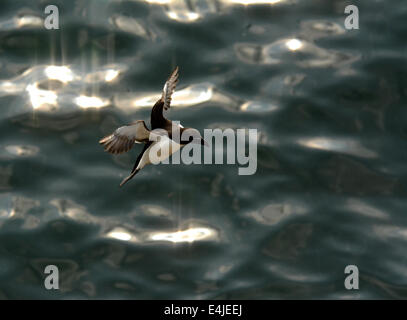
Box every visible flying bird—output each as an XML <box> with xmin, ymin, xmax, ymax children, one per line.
<box><xmin>99</xmin><ymin>66</ymin><xmax>207</xmax><ymax>187</ymax></box>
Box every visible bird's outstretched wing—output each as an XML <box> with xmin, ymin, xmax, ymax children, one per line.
<box><xmin>161</xmin><ymin>66</ymin><xmax>179</xmax><ymax>111</ymax></box>
<box><xmin>119</xmin><ymin>142</ymin><xmax>152</xmax><ymax>187</ymax></box>
<box><xmin>99</xmin><ymin>120</ymin><xmax>150</xmax><ymax>154</ymax></box>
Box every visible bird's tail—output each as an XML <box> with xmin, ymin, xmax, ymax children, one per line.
<box><xmin>119</xmin><ymin>169</ymin><xmax>140</xmax><ymax>187</ymax></box>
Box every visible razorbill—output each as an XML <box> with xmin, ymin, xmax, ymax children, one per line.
<box><xmin>99</xmin><ymin>66</ymin><xmax>207</xmax><ymax>187</ymax></box>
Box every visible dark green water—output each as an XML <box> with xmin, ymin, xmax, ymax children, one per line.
<box><xmin>0</xmin><ymin>0</ymin><xmax>406</xmax><ymax>299</ymax></box>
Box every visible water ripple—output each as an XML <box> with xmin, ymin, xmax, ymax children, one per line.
<box><xmin>235</xmin><ymin>38</ymin><xmax>359</xmax><ymax>70</ymax></box>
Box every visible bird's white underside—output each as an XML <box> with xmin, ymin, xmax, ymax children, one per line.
<box><xmin>137</xmin><ymin>135</ymin><xmax>182</xmax><ymax>170</ymax></box>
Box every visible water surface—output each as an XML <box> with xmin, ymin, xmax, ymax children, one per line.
<box><xmin>0</xmin><ymin>0</ymin><xmax>406</xmax><ymax>299</ymax></box>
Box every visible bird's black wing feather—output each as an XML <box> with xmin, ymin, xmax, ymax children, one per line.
<box><xmin>119</xmin><ymin>142</ymin><xmax>152</xmax><ymax>187</ymax></box>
